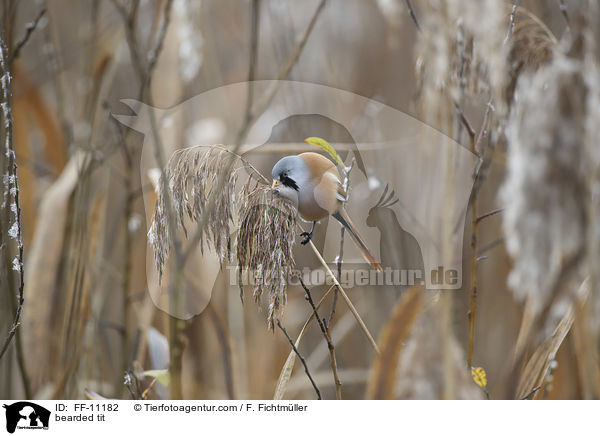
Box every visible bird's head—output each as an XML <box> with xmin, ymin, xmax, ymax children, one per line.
<box><xmin>271</xmin><ymin>155</ymin><xmax>309</xmax><ymax>205</ymax></box>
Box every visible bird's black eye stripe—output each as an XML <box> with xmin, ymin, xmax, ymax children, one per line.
<box><xmin>280</xmin><ymin>174</ymin><xmax>299</xmax><ymax>191</ymax></box>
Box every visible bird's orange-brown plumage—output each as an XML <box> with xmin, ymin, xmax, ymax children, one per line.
<box><xmin>298</xmin><ymin>152</ymin><xmax>382</xmax><ymax>272</ymax></box>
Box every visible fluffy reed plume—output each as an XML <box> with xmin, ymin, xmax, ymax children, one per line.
<box><xmin>415</xmin><ymin>1</ymin><xmax>508</xmax><ymax>112</ymax></box>
<box><xmin>504</xmin><ymin>8</ymin><xmax>556</xmax><ymax>106</ymax></box>
<box><xmin>147</xmin><ymin>145</ymin><xmax>298</xmax><ymax>328</ymax></box>
<box><xmin>237</xmin><ymin>186</ymin><xmax>297</xmax><ymax>330</ymax></box>
<box><xmin>500</xmin><ymin>29</ymin><xmax>592</xmax><ymax>310</ymax></box>
<box><xmin>148</xmin><ymin>146</ymin><xmax>239</xmax><ymax>279</ymax></box>
<box><xmin>415</xmin><ymin>2</ymin><xmax>555</xmax><ymax>141</ymax></box>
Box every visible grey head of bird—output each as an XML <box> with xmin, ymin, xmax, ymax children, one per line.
<box><xmin>271</xmin><ymin>155</ymin><xmax>311</xmax><ymax>206</ymax></box>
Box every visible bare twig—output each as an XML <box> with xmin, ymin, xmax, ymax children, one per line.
<box><xmin>0</xmin><ymin>34</ymin><xmax>26</xmax><ymax>363</ymax></box>
<box><xmin>478</xmin><ymin>237</ymin><xmax>504</xmax><ymax>256</ymax></box>
<box><xmin>474</xmin><ymin>102</ymin><xmax>494</xmax><ymax>159</ymax></box>
<box><xmin>454</xmin><ymin>101</ymin><xmax>476</xmax><ymax>142</ymax></box>
<box><xmin>146</xmin><ymin>1</ymin><xmax>173</xmax><ymax>78</ymax></box>
<box><xmin>505</xmin><ymin>0</ymin><xmax>520</xmax><ymax>44</ymax></box>
<box><xmin>299</xmin><ymin>276</ymin><xmax>342</xmax><ymax>400</ymax></box>
<box><xmin>277</xmin><ymin>320</ymin><xmax>321</xmax><ymax>400</ymax></box>
<box><xmin>237</xmin><ymin>0</ymin><xmax>261</xmax><ymax>145</ymax></box>
<box><xmin>405</xmin><ymin>0</ymin><xmax>421</xmax><ymax>31</ymax></box>
<box><xmin>141</xmin><ymin>377</ymin><xmax>157</xmax><ymax>400</ymax></box>
<box><xmin>111</xmin><ymin>0</ymin><xmax>144</xmax><ymax>81</ymax></box>
<box><xmin>558</xmin><ymin>0</ymin><xmax>569</xmax><ymax>25</ymax></box>
<box><xmin>143</xmin><ymin>1</ymin><xmax>184</xmax><ymax>398</ymax></box>
<box><xmin>476</xmin><ymin>208</ymin><xmax>504</xmax><ymax>223</ymax></box>
<box><xmin>207</xmin><ymin>304</ymin><xmax>235</xmax><ymax>400</ymax></box>
<box><xmin>124</xmin><ymin>370</ymin><xmax>140</xmax><ymax>399</ymax></box>
<box><xmin>466</xmin><ymin>104</ymin><xmax>495</xmax><ymax>368</ymax></box>
<box><xmin>8</xmin><ymin>8</ymin><xmax>46</xmax><ymax>64</ymax></box>
<box><xmin>329</xmin><ymin>226</ymin><xmax>344</xmax><ymax>326</ymax></box>
<box><xmin>329</xmin><ymin>157</ymin><xmax>354</xmax><ymax>327</ymax></box>
<box><xmin>246</xmin><ymin>0</ymin><xmax>327</xmax><ymax>128</ymax></box>
<box><xmin>273</xmin><ymin>284</ymin><xmax>335</xmax><ymax>399</ymax></box>
<box><xmin>467</xmin><ymin>172</ymin><xmax>478</xmax><ymax>368</ymax></box>
<box><xmin>307</xmin><ymin>239</ymin><xmax>380</xmax><ymax>354</ymax></box>
<box><xmin>519</xmin><ymin>386</ymin><xmax>541</xmax><ymax>400</ymax></box>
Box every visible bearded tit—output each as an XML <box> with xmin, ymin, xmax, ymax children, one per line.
<box><xmin>272</xmin><ymin>151</ymin><xmax>382</xmax><ymax>271</ymax></box>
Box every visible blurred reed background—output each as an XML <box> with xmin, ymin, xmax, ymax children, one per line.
<box><xmin>1</xmin><ymin>0</ymin><xmax>599</xmax><ymax>400</ymax></box>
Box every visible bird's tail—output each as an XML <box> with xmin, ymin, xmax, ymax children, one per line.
<box><xmin>333</xmin><ymin>208</ymin><xmax>383</xmax><ymax>272</ymax></box>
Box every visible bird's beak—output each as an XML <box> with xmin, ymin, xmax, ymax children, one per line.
<box><xmin>272</xmin><ymin>179</ymin><xmax>281</xmax><ymax>188</ymax></box>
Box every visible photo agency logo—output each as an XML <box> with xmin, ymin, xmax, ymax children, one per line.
<box><xmin>114</xmin><ymin>80</ymin><xmax>476</xmax><ymax>320</ymax></box>
<box><xmin>2</xmin><ymin>402</ymin><xmax>50</xmax><ymax>433</ymax></box>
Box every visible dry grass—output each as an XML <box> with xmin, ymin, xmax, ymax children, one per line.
<box><xmin>148</xmin><ymin>146</ymin><xmax>242</xmax><ymax>278</ymax></box>
<box><xmin>236</xmin><ymin>186</ymin><xmax>297</xmax><ymax>329</ymax></box>
<box><xmin>147</xmin><ymin>145</ymin><xmax>298</xmax><ymax>329</ymax></box>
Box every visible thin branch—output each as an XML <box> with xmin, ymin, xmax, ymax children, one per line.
<box><xmin>141</xmin><ymin>377</ymin><xmax>157</xmax><ymax>400</ymax></box>
<box><xmin>519</xmin><ymin>386</ymin><xmax>541</xmax><ymax>400</ymax></box>
<box><xmin>329</xmin><ymin>157</ymin><xmax>354</xmax><ymax>327</ymax></box>
<box><xmin>466</xmin><ymin>104</ymin><xmax>495</xmax><ymax>369</ymax></box>
<box><xmin>478</xmin><ymin>237</ymin><xmax>504</xmax><ymax>256</ymax></box>
<box><xmin>207</xmin><ymin>303</ymin><xmax>235</xmax><ymax>400</ymax></box>
<box><xmin>467</xmin><ymin>174</ymin><xmax>478</xmax><ymax>368</ymax></box>
<box><xmin>504</xmin><ymin>0</ymin><xmax>520</xmax><ymax>44</ymax></box>
<box><xmin>558</xmin><ymin>0</ymin><xmax>569</xmax><ymax>25</ymax></box>
<box><xmin>405</xmin><ymin>0</ymin><xmax>420</xmax><ymax>31</ymax></box>
<box><xmin>277</xmin><ymin>320</ymin><xmax>321</xmax><ymax>400</ymax></box>
<box><xmin>146</xmin><ymin>0</ymin><xmax>173</xmax><ymax>78</ymax></box>
<box><xmin>299</xmin><ymin>276</ymin><xmax>342</xmax><ymax>400</ymax></box>
<box><xmin>8</xmin><ymin>8</ymin><xmax>46</xmax><ymax>64</ymax></box>
<box><xmin>273</xmin><ymin>285</ymin><xmax>335</xmax><ymax>399</ymax></box>
<box><xmin>237</xmin><ymin>0</ymin><xmax>261</xmax><ymax>145</ymax></box>
<box><xmin>454</xmin><ymin>101</ymin><xmax>476</xmax><ymax>143</ymax></box>
<box><xmin>474</xmin><ymin>102</ymin><xmax>494</xmax><ymax>159</ymax></box>
<box><xmin>247</xmin><ymin>0</ymin><xmax>327</xmax><ymax>128</ymax></box>
<box><xmin>143</xmin><ymin>2</ymin><xmax>184</xmax><ymax>397</ymax></box>
<box><xmin>0</xmin><ymin>34</ymin><xmax>25</xmax><ymax>363</ymax></box>
<box><xmin>111</xmin><ymin>0</ymin><xmax>145</xmax><ymax>81</ymax></box>
<box><xmin>329</xmin><ymin>226</ymin><xmax>343</xmax><ymax>326</ymax></box>
<box><xmin>307</xmin><ymin>239</ymin><xmax>380</xmax><ymax>354</ymax></box>
<box><xmin>476</xmin><ymin>208</ymin><xmax>504</xmax><ymax>223</ymax></box>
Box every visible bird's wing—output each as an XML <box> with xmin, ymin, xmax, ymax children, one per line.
<box><xmin>325</xmin><ymin>169</ymin><xmax>346</xmax><ymax>202</ymax></box>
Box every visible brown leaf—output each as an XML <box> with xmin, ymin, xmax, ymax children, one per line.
<box><xmin>516</xmin><ymin>306</ymin><xmax>575</xmax><ymax>399</ymax></box>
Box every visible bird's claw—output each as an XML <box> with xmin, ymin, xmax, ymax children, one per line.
<box><xmin>300</xmin><ymin>231</ymin><xmax>313</xmax><ymax>245</ymax></box>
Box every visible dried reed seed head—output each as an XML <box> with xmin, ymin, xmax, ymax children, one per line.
<box><xmin>147</xmin><ymin>145</ymin><xmax>299</xmax><ymax>329</ymax></box>
<box><xmin>415</xmin><ymin>0</ymin><xmax>508</xmax><ymax>103</ymax></box>
<box><xmin>236</xmin><ymin>186</ymin><xmax>298</xmax><ymax>330</ymax></box>
<box><xmin>148</xmin><ymin>146</ymin><xmax>242</xmax><ymax>280</ymax></box>
<box><xmin>505</xmin><ymin>8</ymin><xmax>557</xmax><ymax>106</ymax></box>
<box><xmin>501</xmin><ymin>53</ymin><xmax>589</xmax><ymax>310</ymax></box>
<box><xmin>415</xmin><ymin>2</ymin><xmax>558</xmax><ymax>142</ymax></box>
